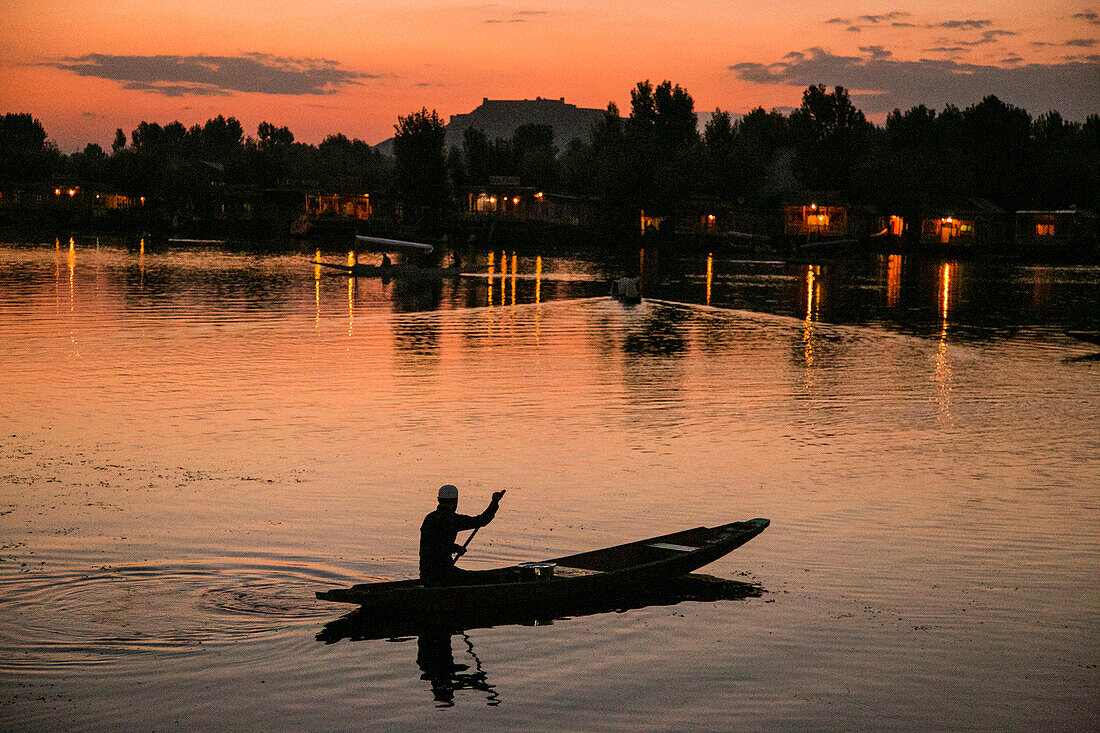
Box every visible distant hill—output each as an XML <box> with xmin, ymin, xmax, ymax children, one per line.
<box><xmin>374</xmin><ymin>97</ymin><xmax>605</xmax><ymax>156</ymax></box>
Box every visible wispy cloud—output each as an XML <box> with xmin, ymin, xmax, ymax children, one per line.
<box><xmin>486</xmin><ymin>8</ymin><xmax>548</xmax><ymax>24</ymax></box>
<box><xmin>43</xmin><ymin>53</ymin><xmax>375</xmax><ymax>96</ymax></box>
<box><xmin>859</xmin><ymin>12</ymin><xmax>911</xmax><ymax>24</ymax></box>
<box><xmin>1071</xmin><ymin>10</ymin><xmax>1099</xmax><ymax>25</ymax></box>
<box><xmin>729</xmin><ymin>47</ymin><xmax>1100</xmax><ymax>118</ymax></box>
<box><xmin>933</xmin><ymin>19</ymin><xmax>993</xmax><ymax>30</ymax></box>
<box><xmin>831</xmin><ymin>10</ymin><xmax>911</xmax><ymax>33</ymax></box>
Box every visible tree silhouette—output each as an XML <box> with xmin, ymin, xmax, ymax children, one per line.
<box><xmin>0</xmin><ymin>113</ymin><xmax>60</xmax><ymax>184</ymax></box>
<box><xmin>394</xmin><ymin>107</ymin><xmax>448</xmax><ymax>212</ymax></box>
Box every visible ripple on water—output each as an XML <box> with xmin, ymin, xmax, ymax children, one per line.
<box><xmin>0</xmin><ymin>561</ymin><xmax>344</xmax><ymax>670</ymax></box>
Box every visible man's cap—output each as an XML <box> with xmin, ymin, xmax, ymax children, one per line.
<box><xmin>438</xmin><ymin>484</ymin><xmax>459</xmax><ymax>500</ymax></box>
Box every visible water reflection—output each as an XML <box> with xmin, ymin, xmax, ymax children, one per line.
<box><xmin>803</xmin><ymin>265</ymin><xmax>820</xmax><ymax>370</ymax></box>
<box><xmin>316</xmin><ymin>574</ymin><xmax>765</xmax><ymax>707</ymax></box>
<box><xmin>415</xmin><ymin>631</ymin><xmax>500</xmax><ymax>707</ymax></box>
<box><xmin>935</xmin><ymin>262</ymin><xmax>955</xmax><ymax>422</ymax></box>
<box><xmin>534</xmin><ymin>255</ymin><xmax>542</xmax><ymax>304</ymax></box>
<box><xmin>317</xmin><ymin>575</ymin><xmax>763</xmax><ymax>646</ymax></box>
<box><xmin>886</xmin><ymin>254</ymin><xmax>901</xmax><ymax>307</ymax></box>
<box><xmin>705</xmin><ymin>253</ymin><xmax>713</xmax><ymax>306</ymax></box>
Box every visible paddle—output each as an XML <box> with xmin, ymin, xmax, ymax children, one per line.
<box><xmin>453</xmin><ymin>490</ymin><xmax>505</xmax><ymax>565</ymax></box>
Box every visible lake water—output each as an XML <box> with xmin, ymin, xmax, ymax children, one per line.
<box><xmin>1</xmin><ymin>239</ymin><xmax>1097</xmax><ymax>730</ymax></box>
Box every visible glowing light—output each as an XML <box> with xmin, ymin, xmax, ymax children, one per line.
<box><xmin>347</xmin><ymin>251</ymin><xmax>356</xmax><ymax>267</ymax></box>
<box><xmin>707</xmin><ymin>214</ymin><xmax>716</xmax><ymax>223</ymax></box>
<box><xmin>140</xmin><ymin>197</ymin><xmax>145</xmax><ymax>205</ymax></box>
<box><xmin>535</xmin><ymin>192</ymin><xmax>544</xmax><ymax>200</ymax></box>
<box><xmin>810</xmin><ymin>203</ymin><xmax>817</xmax><ymax>211</ymax></box>
<box><xmin>54</xmin><ymin>188</ymin><xmax>61</xmax><ymax>196</ymax></box>
<box><xmin>512</xmin><ymin>197</ymin><xmax>520</xmax><ymax>205</ymax></box>
<box><xmin>489</xmin><ymin>197</ymin><xmax>497</xmax><ymax>205</ymax></box>
<box><xmin>68</xmin><ymin>188</ymin><xmax>76</xmax><ymax>197</ymax></box>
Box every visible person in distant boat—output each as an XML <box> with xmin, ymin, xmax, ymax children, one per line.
<box><xmin>381</xmin><ymin>253</ymin><xmax>392</xmax><ymax>270</ymax></box>
<box><xmin>420</xmin><ymin>485</ymin><xmax>505</xmax><ymax>585</ymax></box>
<box><xmin>614</xmin><ymin>274</ymin><xmax>641</xmax><ymax>302</ymax></box>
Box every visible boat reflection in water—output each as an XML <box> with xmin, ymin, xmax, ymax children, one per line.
<box><xmin>317</xmin><ymin>574</ymin><xmax>764</xmax><ymax>707</ymax></box>
<box><xmin>415</xmin><ymin>629</ymin><xmax>500</xmax><ymax>707</ymax></box>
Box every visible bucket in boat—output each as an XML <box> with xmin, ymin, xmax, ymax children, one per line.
<box><xmin>517</xmin><ymin>561</ymin><xmax>556</xmax><ymax>580</ymax></box>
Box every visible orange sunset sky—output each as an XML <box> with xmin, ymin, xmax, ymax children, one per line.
<box><xmin>2</xmin><ymin>0</ymin><xmax>1097</xmax><ymax>152</ymax></box>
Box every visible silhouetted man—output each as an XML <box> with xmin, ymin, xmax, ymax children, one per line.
<box><xmin>419</xmin><ymin>485</ymin><xmax>504</xmax><ymax>585</ymax></box>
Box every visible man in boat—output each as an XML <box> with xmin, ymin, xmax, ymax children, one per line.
<box><xmin>613</xmin><ymin>273</ymin><xmax>641</xmax><ymax>303</ymax></box>
<box><xmin>420</xmin><ymin>485</ymin><xmax>505</xmax><ymax>585</ymax></box>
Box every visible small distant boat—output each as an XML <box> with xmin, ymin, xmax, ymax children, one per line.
<box><xmin>168</xmin><ymin>237</ymin><xmax>224</xmax><ymax>244</ymax></box>
<box><xmin>313</xmin><ymin>260</ymin><xmax>459</xmax><ymax>279</ymax></box>
<box><xmin>316</xmin><ymin>518</ymin><xmax>769</xmax><ymax>613</ymax></box>
<box><xmin>354</xmin><ymin>234</ymin><xmax>434</xmax><ymax>253</ymax></box>
<box><xmin>611</xmin><ymin>276</ymin><xmax>642</xmax><ymax>304</ymax></box>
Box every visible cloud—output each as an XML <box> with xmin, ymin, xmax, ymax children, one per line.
<box><xmin>859</xmin><ymin>46</ymin><xmax>893</xmax><ymax>60</ymax></box>
<box><xmin>43</xmin><ymin>53</ymin><xmax>374</xmax><ymax>96</ymax></box>
<box><xmin>486</xmin><ymin>9</ymin><xmax>547</xmax><ymax>23</ymax></box>
<box><xmin>1071</xmin><ymin>11</ymin><xmax>1099</xmax><ymax>25</ymax></box>
<box><xmin>834</xmin><ymin>10</ymin><xmax>910</xmax><ymax>32</ymax></box>
<box><xmin>949</xmin><ymin>29</ymin><xmax>1017</xmax><ymax>46</ymax></box>
<box><xmin>858</xmin><ymin>12</ymin><xmax>910</xmax><ymax>24</ymax></box>
<box><xmin>892</xmin><ymin>22</ymin><xmax>918</xmax><ymax>28</ymax></box>
<box><xmin>934</xmin><ymin>20</ymin><xmax>993</xmax><ymax>30</ymax></box>
<box><xmin>728</xmin><ymin>47</ymin><xmax>1100</xmax><ymax>119</ymax></box>
<box><xmin>1032</xmin><ymin>38</ymin><xmax>1099</xmax><ymax>48</ymax></box>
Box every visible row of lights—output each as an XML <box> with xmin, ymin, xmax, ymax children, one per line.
<box><xmin>483</xmin><ymin>192</ymin><xmax>546</xmax><ymax>205</ymax></box>
<box><xmin>54</xmin><ymin>188</ymin><xmax>145</xmax><ymax>205</ymax></box>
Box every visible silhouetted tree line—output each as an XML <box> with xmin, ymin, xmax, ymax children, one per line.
<box><xmin>2</xmin><ymin>82</ymin><xmax>1098</xmax><ymax>230</ymax></box>
<box><xmin>0</xmin><ymin>112</ymin><xmax>389</xmax><ymax>205</ymax></box>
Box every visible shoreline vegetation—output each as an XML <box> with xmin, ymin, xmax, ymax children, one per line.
<box><xmin>2</xmin><ymin>82</ymin><xmax>1098</xmax><ymax>260</ymax></box>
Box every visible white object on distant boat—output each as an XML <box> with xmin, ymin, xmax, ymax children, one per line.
<box><xmin>354</xmin><ymin>235</ymin><xmax>434</xmax><ymax>253</ymax></box>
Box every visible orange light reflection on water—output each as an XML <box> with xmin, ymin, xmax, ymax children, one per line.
<box><xmin>347</xmin><ymin>276</ymin><xmax>355</xmax><ymax>336</ymax></box>
<box><xmin>534</xmin><ymin>255</ymin><xmax>542</xmax><ymax>305</ymax></box>
<box><xmin>886</xmin><ymin>254</ymin><xmax>901</xmax><ymax>307</ymax></box>
<box><xmin>706</xmin><ymin>253</ymin><xmax>713</xmax><ymax>306</ymax></box>
<box><xmin>803</xmin><ymin>265</ymin><xmax>820</xmax><ymax>369</ymax></box>
<box><xmin>510</xmin><ymin>252</ymin><xmax>517</xmax><ymax>306</ymax></box>
<box><xmin>487</xmin><ymin>251</ymin><xmax>495</xmax><ymax>308</ymax></box>
<box><xmin>935</xmin><ymin>262</ymin><xmax>954</xmax><ymax>423</ymax></box>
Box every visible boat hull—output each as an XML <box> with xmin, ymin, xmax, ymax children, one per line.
<box><xmin>316</xmin><ymin>518</ymin><xmax>769</xmax><ymax>612</ymax></box>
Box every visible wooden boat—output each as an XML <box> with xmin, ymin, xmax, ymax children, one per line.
<box><xmin>355</xmin><ymin>234</ymin><xmax>434</xmax><ymax>252</ymax></box>
<box><xmin>313</xmin><ymin>260</ymin><xmax>460</xmax><ymax>279</ymax></box>
<box><xmin>316</xmin><ymin>518</ymin><xmax>769</xmax><ymax>612</ymax></box>
<box><xmin>317</xmin><ymin>572</ymin><xmax>765</xmax><ymax>643</ymax></box>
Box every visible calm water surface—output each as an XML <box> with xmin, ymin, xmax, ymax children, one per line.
<box><xmin>1</xmin><ymin>240</ymin><xmax>1097</xmax><ymax>730</ymax></box>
